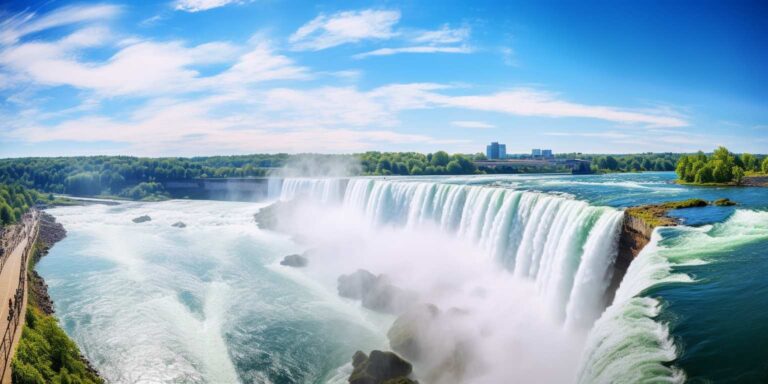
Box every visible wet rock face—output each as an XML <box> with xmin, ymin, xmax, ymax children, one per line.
<box><xmin>132</xmin><ymin>215</ymin><xmax>151</xmax><ymax>223</ymax></box>
<box><xmin>348</xmin><ymin>350</ymin><xmax>416</xmax><ymax>384</ymax></box>
<box><xmin>337</xmin><ymin>269</ymin><xmax>417</xmax><ymax>314</ymax></box>
<box><xmin>280</xmin><ymin>254</ymin><xmax>308</xmax><ymax>267</ymax></box>
<box><xmin>171</xmin><ymin>221</ymin><xmax>187</xmax><ymax>228</ymax></box>
<box><xmin>607</xmin><ymin>213</ymin><xmax>654</xmax><ymax>305</ymax></box>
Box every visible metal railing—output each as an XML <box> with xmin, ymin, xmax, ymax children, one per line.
<box><xmin>0</xmin><ymin>210</ymin><xmax>38</xmax><ymax>382</ymax></box>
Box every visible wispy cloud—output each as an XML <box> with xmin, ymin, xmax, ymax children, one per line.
<box><xmin>439</xmin><ymin>89</ymin><xmax>689</xmax><ymax>128</ymax></box>
<box><xmin>412</xmin><ymin>25</ymin><xmax>470</xmax><ymax>44</ymax></box>
<box><xmin>174</xmin><ymin>0</ymin><xmax>251</xmax><ymax>13</ymax></box>
<box><xmin>356</xmin><ymin>24</ymin><xmax>472</xmax><ymax>59</ymax></box>
<box><xmin>0</xmin><ymin>23</ymin><xmax>306</xmax><ymax>96</ymax></box>
<box><xmin>0</xmin><ymin>4</ymin><xmax>121</xmax><ymax>45</ymax></box>
<box><xmin>354</xmin><ymin>45</ymin><xmax>471</xmax><ymax>59</ymax></box>
<box><xmin>290</xmin><ymin>9</ymin><xmax>401</xmax><ymax>51</ymax></box>
<box><xmin>452</xmin><ymin>120</ymin><xmax>495</xmax><ymax>129</ymax></box>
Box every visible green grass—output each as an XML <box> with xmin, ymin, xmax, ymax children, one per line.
<box><xmin>626</xmin><ymin>198</ymin><xmax>708</xmax><ymax>228</ymax></box>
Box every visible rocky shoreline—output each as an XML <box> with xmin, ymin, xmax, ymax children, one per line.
<box><xmin>31</xmin><ymin>212</ymin><xmax>103</xmax><ymax>381</ymax></box>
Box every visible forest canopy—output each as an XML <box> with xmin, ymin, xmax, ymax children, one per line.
<box><xmin>675</xmin><ymin>146</ymin><xmax>765</xmax><ymax>184</ymax></box>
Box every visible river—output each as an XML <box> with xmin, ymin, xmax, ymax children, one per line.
<box><xmin>39</xmin><ymin>172</ymin><xmax>768</xmax><ymax>383</ymax></box>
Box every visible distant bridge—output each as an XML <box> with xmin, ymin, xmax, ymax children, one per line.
<box><xmin>473</xmin><ymin>159</ymin><xmax>593</xmax><ymax>174</ymax></box>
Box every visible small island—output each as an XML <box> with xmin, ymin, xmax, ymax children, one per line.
<box><xmin>675</xmin><ymin>146</ymin><xmax>768</xmax><ymax>186</ymax></box>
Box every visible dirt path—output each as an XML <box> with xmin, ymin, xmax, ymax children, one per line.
<box><xmin>0</xmin><ymin>212</ymin><xmax>38</xmax><ymax>383</ymax></box>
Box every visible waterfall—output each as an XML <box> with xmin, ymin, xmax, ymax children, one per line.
<box><xmin>577</xmin><ymin>210</ymin><xmax>768</xmax><ymax>384</ymax></box>
<box><xmin>270</xmin><ymin>177</ymin><xmax>347</xmax><ymax>203</ymax></box>
<box><xmin>279</xmin><ymin>177</ymin><xmax>623</xmax><ymax>328</ymax></box>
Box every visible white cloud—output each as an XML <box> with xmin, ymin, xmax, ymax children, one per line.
<box><xmin>437</xmin><ymin>89</ymin><xmax>689</xmax><ymax>128</ymax></box>
<box><xmin>353</xmin><ymin>45</ymin><xmax>471</xmax><ymax>59</ymax></box>
<box><xmin>0</xmin><ymin>4</ymin><xmax>120</xmax><ymax>45</ymax></box>
<box><xmin>290</xmin><ymin>9</ymin><xmax>401</xmax><ymax>51</ymax></box>
<box><xmin>6</xmin><ymin>92</ymin><xmax>439</xmax><ymax>155</ymax></box>
<box><xmin>174</xmin><ymin>0</ymin><xmax>248</xmax><ymax>12</ymax></box>
<box><xmin>452</xmin><ymin>120</ymin><xmax>495</xmax><ymax>129</ymax></box>
<box><xmin>0</xmin><ymin>27</ymin><xmax>306</xmax><ymax>96</ymax></box>
<box><xmin>354</xmin><ymin>24</ymin><xmax>471</xmax><ymax>59</ymax></box>
<box><xmin>412</xmin><ymin>25</ymin><xmax>470</xmax><ymax>44</ymax></box>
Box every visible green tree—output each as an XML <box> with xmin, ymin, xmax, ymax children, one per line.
<box><xmin>763</xmin><ymin>157</ymin><xmax>768</xmax><ymax>173</ymax></box>
<box><xmin>430</xmin><ymin>151</ymin><xmax>451</xmax><ymax>167</ymax></box>
<box><xmin>446</xmin><ymin>160</ymin><xmax>463</xmax><ymax>174</ymax></box>
<box><xmin>732</xmin><ymin>166</ymin><xmax>745</xmax><ymax>185</ymax></box>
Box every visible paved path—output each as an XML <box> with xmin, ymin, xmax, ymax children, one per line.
<box><xmin>0</xmin><ymin>213</ymin><xmax>37</xmax><ymax>383</ymax></box>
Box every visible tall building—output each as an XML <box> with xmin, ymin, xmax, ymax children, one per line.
<box><xmin>486</xmin><ymin>142</ymin><xmax>507</xmax><ymax>159</ymax></box>
<box><xmin>542</xmin><ymin>149</ymin><xmax>553</xmax><ymax>158</ymax></box>
<box><xmin>532</xmin><ymin>148</ymin><xmax>542</xmax><ymax>158</ymax></box>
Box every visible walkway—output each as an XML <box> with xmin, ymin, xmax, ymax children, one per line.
<box><xmin>0</xmin><ymin>211</ymin><xmax>38</xmax><ymax>383</ymax></box>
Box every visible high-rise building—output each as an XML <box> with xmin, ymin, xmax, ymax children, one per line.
<box><xmin>532</xmin><ymin>148</ymin><xmax>542</xmax><ymax>157</ymax></box>
<box><xmin>542</xmin><ymin>149</ymin><xmax>553</xmax><ymax>158</ymax></box>
<box><xmin>486</xmin><ymin>142</ymin><xmax>507</xmax><ymax>159</ymax></box>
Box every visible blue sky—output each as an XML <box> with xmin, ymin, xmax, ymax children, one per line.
<box><xmin>0</xmin><ymin>0</ymin><xmax>766</xmax><ymax>157</ymax></box>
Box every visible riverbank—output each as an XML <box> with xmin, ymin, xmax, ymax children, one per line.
<box><xmin>12</xmin><ymin>212</ymin><xmax>103</xmax><ymax>383</ymax></box>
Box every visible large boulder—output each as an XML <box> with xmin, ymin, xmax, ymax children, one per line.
<box><xmin>386</xmin><ymin>304</ymin><xmax>472</xmax><ymax>384</ymax></box>
<box><xmin>171</xmin><ymin>221</ymin><xmax>187</xmax><ymax>228</ymax></box>
<box><xmin>338</xmin><ymin>269</ymin><xmax>379</xmax><ymax>300</ymax></box>
<box><xmin>253</xmin><ymin>201</ymin><xmax>299</xmax><ymax>231</ymax></box>
<box><xmin>348</xmin><ymin>350</ymin><xmax>416</xmax><ymax>384</ymax></box>
<box><xmin>132</xmin><ymin>215</ymin><xmax>151</xmax><ymax>223</ymax></box>
<box><xmin>280</xmin><ymin>254</ymin><xmax>308</xmax><ymax>267</ymax></box>
<box><xmin>387</xmin><ymin>304</ymin><xmax>440</xmax><ymax>361</ymax></box>
<box><xmin>338</xmin><ymin>270</ymin><xmax>416</xmax><ymax>314</ymax></box>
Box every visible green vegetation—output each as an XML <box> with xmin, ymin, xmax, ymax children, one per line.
<box><xmin>578</xmin><ymin>153</ymin><xmax>679</xmax><ymax>173</ymax></box>
<box><xmin>675</xmin><ymin>146</ymin><xmax>766</xmax><ymax>185</ymax></box>
<box><xmin>359</xmin><ymin>151</ymin><xmax>479</xmax><ymax>175</ymax></box>
<box><xmin>12</xmin><ymin>306</ymin><xmax>102</xmax><ymax>384</ymax></box>
<box><xmin>0</xmin><ymin>155</ymin><xmax>288</xmax><ymax>198</ymax></box>
<box><xmin>626</xmin><ymin>198</ymin><xmax>708</xmax><ymax>228</ymax></box>
<box><xmin>11</xmin><ymin>236</ymin><xmax>103</xmax><ymax>384</ymax></box>
<box><xmin>713</xmin><ymin>198</ymin><xmax>737</xmax><ymax>206</ymax></box>
<box><xmin>0</xmin><ymin>184</ymin><xmax>44</xmax><ymax>226</ymax></box>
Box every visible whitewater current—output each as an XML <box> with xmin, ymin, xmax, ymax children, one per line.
<box><xmin>39</xmin><ymin>176</ymin><xmax>768</xmax><ymax>383</ymax></box>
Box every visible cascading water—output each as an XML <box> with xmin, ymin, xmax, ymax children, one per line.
<box><xmin>280</xmin><ymin>177</ymin><xmax>623</xmax><ymax>329</ymax></box>
<box><xmin>39</xmin><ymin>173</ymin><xmax>768</xmax><ymax>384</ymax></box>
<box><xmin>268</xmin><ymin>177</ymin><xmax>347</xmax><ymax>203</ymax></box>
<box><xmin>578</xmin><ymin>209</ymin><xmax>768</xmax><ymax>384</ymax></box>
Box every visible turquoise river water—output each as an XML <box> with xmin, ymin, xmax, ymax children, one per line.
<box><xmin>40</xmin><ymin>172</ymin><xmax>768</xmax><ymax>383</ymax></box>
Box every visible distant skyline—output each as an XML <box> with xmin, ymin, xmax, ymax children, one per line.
<box><xmin>0</xmin><ymin>0</ymin><xmax>767</xmax><ymax>157</ymax></box>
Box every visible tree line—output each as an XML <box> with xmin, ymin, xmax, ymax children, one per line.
<box><xmin>574</xmin><ymin>153</ymin><xmax>679</xmax><ymax>173</ymax></box>
<box><xmin>0</xmin><ymin>184</ymin><xmax>42</xmax><ymax>226</ymax></box>
<box><xmin>675</xmin><ymin>146</ymin><xmax>768</xmax><ymax>184</ymax></box>
<box><xmin>359</xmin><ymin>151</ymin><xmax>480</xmax><ymax>175</ymax></box>
<box><xmin>0</xmin><ymin>155</ymin><xmax>289</xmax><ymax>200</ymax></box>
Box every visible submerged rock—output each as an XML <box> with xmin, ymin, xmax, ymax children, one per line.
<box><xmin>280</xmin><ymin>254</ymin><xmax>308</xmax><ymax>267</ymax></box>
<box><xmin>348</xmin><ymin>350</ymin><xmax>416</xmax><ymax>384</ymax></box>
<box><xmin>132</xmin><ymin>215</ymin><xmax>151</xmax><ymax>223</ymax></box>
<box><xmin>171</xmin><ymin>221</ymin><xmax>187</xmax><ymax>228</ymax></box>
<box><xmin>337</xmin><ymin>270</ymin><xmax>416</xmax><ymax>313</ymax></box>
<box><xmin>713</xmin><ymin>198</ymin><xmax>736</xmax><ymax>206</ymax></box>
